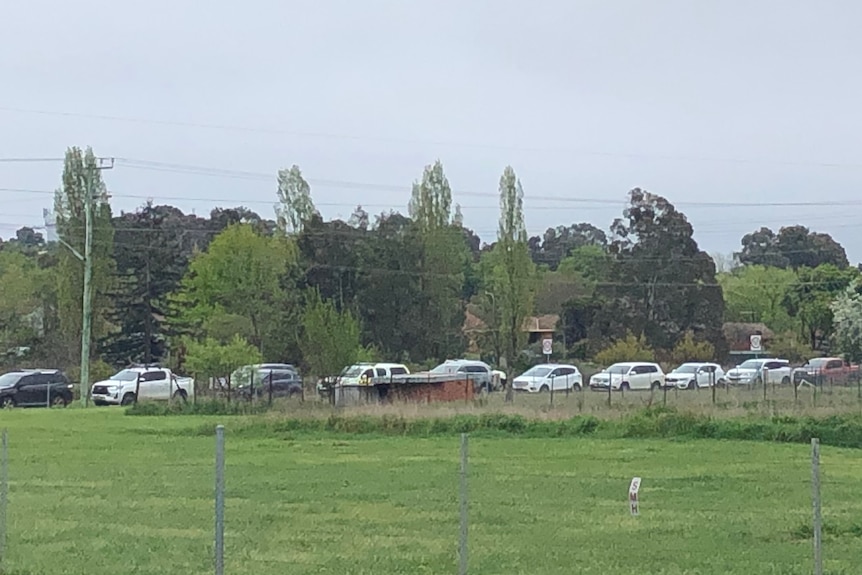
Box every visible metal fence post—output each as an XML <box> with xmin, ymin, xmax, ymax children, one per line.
<box><xmin>215</xmin><ymin>425</ymin><xmax>225</xmax><ymax>575</ymax></box>
<box><xmin>811</xmin><ymin>438</ymin><xmax>822</xmax><ymax>575</ymax></box>
<box><xmin>459</xmin><ymin>433</ymin><xmax>469</xmax><ymax>575</ymax></box>
<box><xmin>0</xmin><ymin>429</ymin><xmax>7</xmax><ymax>571</ymax></box>
<box><xmin>711</xmin><ymin>370</ymin><xmax>716</xmax><ymax>404</ymax></box>
<box><xmin>549</xmin><ymin>374</ymin><xmax>555</xmax><ymax>407</ymax></box>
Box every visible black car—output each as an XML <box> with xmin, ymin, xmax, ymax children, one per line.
<box><xmin>0</xmin><ymin>369</ymin><xmax>74</xmax><ymax>408</ymax></box>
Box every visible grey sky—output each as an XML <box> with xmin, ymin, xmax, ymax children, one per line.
<box><xmin>2</xmin><ymin>0</ymin><xmax>862</xmax><ymax>261</ymax></box>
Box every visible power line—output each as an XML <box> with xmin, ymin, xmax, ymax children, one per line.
<box><xmin>4</xmin><ymin>105</ymin><xmax>862</xmax><ymax>169</ymax></box>
<box><xmin>0</xmin><ymin>157</ymin><xmax>65</xmax><ymax>163</ymax></box>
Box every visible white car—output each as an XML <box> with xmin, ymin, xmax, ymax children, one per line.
<box><xmin>512</xmin><ymin>364</ymin><xmax>583</xmax><ymax>393</ymax></box>
<box><xmin>665</xmin><ymin>362</ymin><xmax>725</xmax><ymax>390</ymax></box>
<box><xmin>91</xmin><ymin>366</ymin><xmax>194</xmax><ymax>406</ymax></box>
<box><xmin>725</xmin><ymin>359</ymin><xmax>792</xmax><ymax>386</ymax></box>
<box><xmin>589</xmin><ymin>362</ymin><xmax>665</xmax><ymax>391</ymax></box>
<box><xmin>317</xmin><ymin>362</ymin><xmax>410</xmax><ymax>393</ymax></box>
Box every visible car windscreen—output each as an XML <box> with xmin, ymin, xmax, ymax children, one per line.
<box><xmin>737</xmin><ymin>360</ymin><xmax>764</xmax><ymax>370</ymax></box>
<box><xmin>431</xmin><ymin>364</ymin><xmax>456</xmax><ymax>374</ymax></box>
<box><xmin>673</xmin><ymin>365</ymin><xmax>699</xmax><ymax>374</ymax></box>
<box><xmin>606</xmin><ymin>364</ymin><xmax>631</xmax><ymax>374</ymax></box>
<box><xmin>111</xmin><ymin>370</ymin><xmax>141</xmax><ymax>381</ymax></box>
<box><xmin>805</xmin><ymin>358</ymin><xmax>828</xmax><ymax>368</ymax></box>
<box><xmin>0</xmin><ymin>373</ymin><xmax>23</xmax><ymax>388</ymax></box>
<box><xmin>522</xmin><ymin>366</ymin><xmax>553</xmax><ymax>378</ymax></box>
<box><xmin>342</xmin><ymin>366</ymin><xmax>367</xmax><ymax>378</ymax></box>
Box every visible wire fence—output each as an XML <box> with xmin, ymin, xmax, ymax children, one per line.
<box><xmin>0</xmin><ymin>425</ymin><xmax>852</xmax><ymax>575</ymax></box>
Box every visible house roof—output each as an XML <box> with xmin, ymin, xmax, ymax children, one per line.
<box><xmin>523</xmin><ymin>314</ymin><xmax>559</xmax><ymax>333</ymax></box>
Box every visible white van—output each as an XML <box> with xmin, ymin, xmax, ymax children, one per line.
<box><xmin>340</xmin><ymin>362</ymin><xmax>410</xmax><ymax>385</ymax></box>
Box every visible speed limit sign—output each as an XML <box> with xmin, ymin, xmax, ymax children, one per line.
<box><xmin>749</xmin><ymin>334</ymin><xmax>762</xmax><ymax>352</ymax></box>
<box><xmin>542</xmin><ymin>338</ymin><xmax>553</xmax><ymax>356</ymax></box>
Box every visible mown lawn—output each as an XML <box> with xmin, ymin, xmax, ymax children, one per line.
<box><xmin>1</xmin><ymin>408</ymin><xmax>860</xmax><ymax>574</ymax></box>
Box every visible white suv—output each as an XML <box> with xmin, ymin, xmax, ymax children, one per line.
<box><xmin>589</xmin><ymin>362</ymin><xmax>665</xmax><ymax>391</ymax></box>
<box><xmin>725</xmin><ymin>359</ymin><xmax>792</xmax><ymax>386</ymax></box>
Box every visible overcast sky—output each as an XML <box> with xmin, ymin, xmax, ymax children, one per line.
<box><xmin>2</xmin><ymin>0</ymin><xmax>862</xmax><ymax>261</ymax></box>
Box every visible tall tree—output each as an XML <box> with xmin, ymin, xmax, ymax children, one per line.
<box><xmin>488</xmin><ymin>166</ymin><xmax>535</xmax><ymax>386</ymax></box>
<box><xmin>529</xmin><ymin>223</ymin><xmax>608</xmax><ymax>270</ymax></box>
<box><xmin>53</xmin><ymin>147</ymin><xmax>116</xmax><ymax>364</ymax></box>
<box><xmin>738</xmin><ymin>225</ymin><xmax>848</xmax><ymax>269</ymax></box>
<box><xmin>99</xmin><ymin>203</ymin><xmax>189</xmax><ymax>366</ymax></box>
<box><xmin>606</xmin><ymin>188</ymin><xmax>725</xmax><ymax>353</ymax></box>
<box><xmin>276</xmin><ymin>165</ymin><xmax>318</xmax><ymax>235</ymax></box>
<box><xmin>407</xmin><ymin>161</ymin><xmax>469</xmax><ymax>360</ymax></box>
<box><xmin>300</xmin><ymin>288</ymin><xmax>368</xmax><ymax>377</ymax></box>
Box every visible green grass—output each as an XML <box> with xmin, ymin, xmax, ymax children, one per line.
<box><xmin>2</xmin><ymin>409</ymin><xmax>862</xmax><ymax>574</ymax></box>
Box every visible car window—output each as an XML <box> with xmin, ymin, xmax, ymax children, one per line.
<box><xmin>549</xmin><ymin>368</ymin><xmax>563</xmax><ymax>377</ymax></box>
<box><xmin>467</xmin><ymin>365</ymin><xmax>488</xmax><ymax>373</ymax></box>
<box><xmin>390</xmin><ymin>367</ymin><xmax>408</xmax><ymax>375</ymax></box>
<box><xmin>376</xmin><ymin>368</ymin><xmax>387</xmax><ymax>377</ymax></box>
<box><xmin>141</xmin><ymin>371</ymin><xmax>167</xmax><ymax>382</ymax></box>
<box><xmin>361</xmin><ymin>369</ymin><xmax>374</xmax><ymax>379</ymax></box>
<box><xmin>827</xmin><ymin>360</ymin><xmax>843</xmax><ymax>370</ymax></box>
<box><xmin>17</xmin><ymin>374</ymin><xmax>38</xmax><ymax>388</ymax></box>
<box><xmin>560</xmin><ymin>367</ymin><xmax>575</xmax><ymax>376</ymax></box>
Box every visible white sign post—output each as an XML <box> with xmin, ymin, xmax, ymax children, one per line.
<box><xmin>629</xmin><ymin>477</ymin><xmax>641</xmax><ymax>516</ymax></box>
<box><xmin>542</xmin><ymin>338</ymin><xmax>553</xmax><ymax>361</ymax></box>
<box><xmin>749</xmin><ymin>334</ymin><xmax>762</xmax><ymax>353</ymax></box>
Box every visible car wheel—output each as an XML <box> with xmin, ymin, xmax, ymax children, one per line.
<box><xmin>620</xmin><ymin>382</ymin><xmax>630</xmax><ymax>391</ymax></box>
<box><xmin>651</xmin><ymin>381</ymin><xmax>662</xmax><ymax>391</ymax></box>
<box><xmin>50</xmin><ymin>395</ymin><xmax>68</xmax><ymax>408</ymax></box>
<box><xmin>572</xmin><ymin>383</ymin><xmax>582</xmax><ymax>391</ymax></box>
<box><xmin>687</xmin><ymin>379</ymin><xmax>696</xmax><ymax>390</ymax></box>
<box><xmin>539</xmin><ymin>385</ymin><xmax>549</xmax><ymax>393</ymax></box>
<box><xmin>172</xmin><ymin>390</ymin><xmax>188</xmax><ymax>403</ymax></box>
<box><xmin>754</xmin><ymin>377</ymin><xmax>763</xmax><ymax>386</ymax></box>
<box><xmin>0</xmin><ymin>396</ymin><xmax>14</xmax><ymax>409</ymax></box>
<box><xmin>781</xmin><ymin>376</ymin><xmax>791</xmax><ymax>385</ymax></box>
<box><xmin>120</xmin><ymin>393</ymin><xmax>136</xmax><ymax>406</ymax></box>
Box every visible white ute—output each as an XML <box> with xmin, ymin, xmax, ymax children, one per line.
<box><xmin>91</xmin><ymin>366</ymin><xmax>195</xmax><ymax>406</ymax></box>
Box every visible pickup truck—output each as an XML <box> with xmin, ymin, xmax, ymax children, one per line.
<box><xmin>91</xmin><ymin>366</ymin><xmax>195</xmax><ymax>406</ymax></box>
<box><xmin>793</xmin><ymin>357</ymin><xmax>860</xmax><ymax>386</ymax></box>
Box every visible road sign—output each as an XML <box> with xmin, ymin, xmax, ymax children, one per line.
<box><xmin>542</xmin><ymin>338</ymin><xmax>553</xmax><ymax>356</ymax></box>
<box><xmin>749</xmin><ymin>334</ymin><xmax>762</xmax><ymax>352</ymax></box>
<box><xmin>629</xmin><ymin>477</ymin><xmax>641</xmax><ymax>516</ymax></box>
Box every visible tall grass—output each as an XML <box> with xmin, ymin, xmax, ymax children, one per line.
<box><xmin>126</xmin><ymin>401</ymin><xmax>862</xmax><ymax>448</ymax></box>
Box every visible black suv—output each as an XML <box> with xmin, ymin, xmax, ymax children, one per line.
<box><xmin>0</xmin><ymin>370</ymin><xmax>74</xmax><ymax>408</ymax></box>
<box><xmin>235</xmin><ymin>364</ymin><xmax>304</xmax><ymax>400</ymax></box>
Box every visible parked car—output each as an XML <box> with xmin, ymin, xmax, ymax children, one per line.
<box><xmin>793</xmin><ymin>357</ymin><xmax>860</xmax><ymax>386</ymax></box>
<box><xmin>725</xmin><ymin>359</ymin><xmax>791</xmax><ymax>386</ymax></box>
<box><xmin>665</xmin><ymin>362</ymin><xmax>725</xmax><ymax>390</ymax></box>
<box><xmin>91</xmin><ymin>365</ymin><xmax>194</xmax><ymax>406</ymax></box>
<box><xmin>317</xmin><ymin>362</ymin><xmax>410</xmax><ymax>395</ymax></box>
<box><xmin>233</xmin><ymin>364</ymin><xmax>304</xmax><ymax>399</ymax></box>
<box><xmin>589</xmin><ymin>362</ymin><xmax>665</xmax><ymax>391</ymax></box>
<box><xmin>429</xmin><ymin>359</ymin><xmax>501</xmax><ymax>392</ymax></box>
<box><xmin>0</xmin><ymin>369</ymin><xmax>74</xmax><ymax>408</ymax></box>
<box><xmin>512</xmin><ymin>363</ymin><xmax>583</xmax><ymax>393</ymax></box>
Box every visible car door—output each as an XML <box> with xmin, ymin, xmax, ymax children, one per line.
<box><xmin>15</xmin><ymin>373</ymin><xmax>43</xmax><ymax>405</ymax></box>
<box><xmin>697</xmin><ymin>365</ymin><xmax>714</xmax><ymax>387</ymax></box>
<box><xmin>139</xmin><ymin>371</ymin><xmax>169</xmax><ymax>399</ymax></box>
<box><xmin>558</xmin><ymin>367</ymin><xmax>577</xmax><ymax>390</ymax></box>
<box><xmin>547</xmin><ymin>367</ymin><xmax>564</xmax><ymax>390</ymax></box>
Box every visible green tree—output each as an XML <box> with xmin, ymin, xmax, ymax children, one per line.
<box><xmin>276</xmin><ymin>165</ymin><xmax>318</xmax><ymax>235</ymax></box>
<box><xmin>53</xmin><ymin>147</ymin><xmax>115</xmax><ymax>364</ymax></box>
<box><xmin>831</xmin><ymin>282</ymin><xmax>862</xmax><ymax>363</ymax></box>
<box><xmin>183</xmin><ymin>335</ymin><xmax>263</xmax><ymax>394</ymax></box>
<box><xmin>0</xmin><ymin>250</ymin><xmax>43</xmax><ymax>355</ymax></box>
<box><xmin>408</xmin><ymin>160</ymin><xmax>469</xmax><ymax>360</ymax></box>
<box><xmin>606</xmin><ymin>188</ymin><xmax>725</xmax><ymax>353</ymax></box>
<box><xmin>100</xmin><ymin>203</ymin><xmax>189</xmax><ymax>366</ymax></box>
<box><xmin>300</xmin><ymin>288</ymin><xmax>369</xmax><ymax>377</ymax></box>
<box><xmin>783</xmin><ymin>264</ymin><xmax>860</xmax><ymax>350</ymax></box>
<box><xmin>488</xmin><ymin>166</ymin><xmax>535</xmax><ymax>393</ymax></box>
<box><xmin>172</xmin><ymin>224</ymin><xmax>299</xmax><ymax>359</ymax></box>
<box><xmin>595</xmin><ymin>332</ymin><xmax>654</xmax><ymax>366</ymax></box>
<box><xmin>717</xmin><ymin>265</ymin><xmax>798</xmax><ymax>333</ymax></box>
<box><xmin>668</xmin><ymin>331</ymin><xmax>716</xmax><ymax>364</ymax></box>
<box><xmin>738</xmin><ymin>225</ymin><xmax>848</xmax><ymax>269</ymax></box>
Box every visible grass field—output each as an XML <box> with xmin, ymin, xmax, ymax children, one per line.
<box><xmin>1</xmin><ymin>408</ymin><xmax>861</xmax><ymax>574</ymax></box>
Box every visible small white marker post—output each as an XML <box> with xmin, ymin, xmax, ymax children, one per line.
<box><xmin>629</xmin><ymin>477</ymin><xmax>641</xmax><ymax>516</ymax></box>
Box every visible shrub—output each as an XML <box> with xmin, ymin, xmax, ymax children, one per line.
<box><xmin>594</xmin><ymin>332</ymin><xmax>653</xmax><ymax>366</ymax></box>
